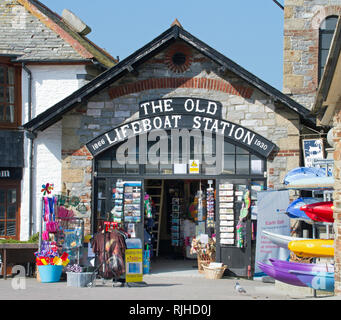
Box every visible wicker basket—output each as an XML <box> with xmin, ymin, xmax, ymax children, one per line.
<box><xmin>197</xmin><ymin>255</ymin><xmax>215</xmax><ymax>274</ymax></box>
<box><xmin>202</xmin><ymin>265</ymin><xmax>227</xmax><ymax>280</ymax></box>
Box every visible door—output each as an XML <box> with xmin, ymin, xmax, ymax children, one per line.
<box><xmin>0</xmin><ymin>182</ymin><xmax>20</xmax><ymax>239</ymax></box>
<box><xmin>215</xmin><ymin>178</ymin><xmax>252</xmax><ymax>277</ymax></box>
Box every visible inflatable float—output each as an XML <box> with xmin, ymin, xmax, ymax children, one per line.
<box><xmin>288</xmin><ymin>239</ymin><xmax>334</xmax><ymax>258</ymax></box>
<box><xmin>300</xmin><ymin>201</ymin><xmax>334</xmax><ymax>223</ymax></box>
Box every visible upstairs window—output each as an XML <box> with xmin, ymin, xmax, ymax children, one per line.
<box><xmin>0</xmin><ymin>58</ymin><xmax>21</xmax><ymax>128</ymax></box>
<box><xmin>319</xmin><ymin>16</ymin><xmax>338</xmax><ymax>82</ymax></box>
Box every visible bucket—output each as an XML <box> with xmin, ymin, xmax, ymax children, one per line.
<box><xmin>38</xmin><ymin>265</ymin><xmax>63</xmax><ymax>283</ymax></box>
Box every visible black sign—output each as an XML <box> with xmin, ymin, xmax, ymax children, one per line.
<box><xmin>0</xmin><ymin>167</ymin><xmax>22</xmax><ymax>180</ymax></box>
<box><xmin>139</xmin><ymin>97</ymin><xmax>223</xmax><ymax>118</ymax></box>
<box><xmin>86</xmin><ymin>114</ymin><xmax>276</xmax><ymax>158</ymax></box>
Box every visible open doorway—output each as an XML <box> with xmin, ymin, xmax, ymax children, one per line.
<box><xmin>144</xmin><ymin>179</ymin><xmax>215</xmax><ymax>271</ymax></box>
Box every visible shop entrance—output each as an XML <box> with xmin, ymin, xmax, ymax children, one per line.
<box><xmin>144</xmin><ymin>179</ymin><xmax>215</xmax><ymax>262</ymax></box>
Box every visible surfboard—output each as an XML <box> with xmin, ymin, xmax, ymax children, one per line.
<box><xmin>285</xmin><ymin>176</ymin><xmax>334</xmax><ymax>190</ymax></box>
<box><xmin>283</xmin><ymin>167</ymin><xmax>328</xmax><ymax>185</ymax></box>
<box><xmin>269</xmin><ymin>258</ymin><xmax>334</xmax><ymax>273</ymax></box>
<box><xmin>262</xmin><ymin>230</ymin><xmax>311</xmax><ymax>249</ymax></box>
<box><xmin>289</xmin><ymin>270</ymin><xmax>334</xmax><ymax>292</ymax></box>
<box><xmin>288</xmin><ymin>239</ymin><xmax>334</xmax><ymax>258</ymax></box>
<box><xmin>286</xmin><ymin>197</ymin><xmax>320</xmax><ymax>220</ymax></box>
<box><xmin>300</xmin><ymin>201</ymin><xmax>334</xmax><ymax>223</ymax></box>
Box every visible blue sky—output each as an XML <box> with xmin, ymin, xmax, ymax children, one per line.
<box><xmin>43</xmin><ymin>0</ymin><xmax>284</xmax><ymax>91</ymax></box>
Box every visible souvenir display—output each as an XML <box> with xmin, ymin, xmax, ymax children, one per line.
<box><xmin>171</xmin><ymin>197</ymin><xmax>181</xmax><ymax>246</ymax></box>
<box><xmin>123</xmin><ymin>181</ymin><xmax>142</xmax><ymax>223</ymax></box>
<box><xmin>206</xmin><ymin>187</ymin><xmax>215</xmax><ymax>228</ymax></box>
<box><xmin>218</xmin><ymin>183</ymin><xmax>234</xmax><ymax>245</ymax></box>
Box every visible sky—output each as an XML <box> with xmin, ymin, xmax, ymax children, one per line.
<box><xmin>42</xmin><ymin>0</ymin><xmax>285</xmax><ymax>91</ymax></box>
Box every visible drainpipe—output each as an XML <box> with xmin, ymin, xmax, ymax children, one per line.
<box><xmin>22</xmin><ymin>63</ymin><xmax>34</xmax><ymax>238</ymax></box>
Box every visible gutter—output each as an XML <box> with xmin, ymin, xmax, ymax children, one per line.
<box><xmin>22</xmin><ymin>63</ymin><xmax>35</xmax><ymax>238</ymax></box>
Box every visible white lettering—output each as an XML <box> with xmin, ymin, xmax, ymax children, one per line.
<box><xmin>164</xmin><ymin>99</ymin><xmax>173</xmax><ymax>112</ymax></box>
<box><xmin>184</xmin><ymin>99</ymin><xmax>195</xmax><ymax>112</ymax></box>
<box><xmin>140</xmin><ymin>102</ymin><xmax>150</xmax><ymax>116</ymax></box>
<box><xmin>207</xmin><ymin>101</ymin><xmax>217</xmax><ymax>115</ymax></box>
<box><xmin>193</xmin><ymin>116</ymin><xmax>201</xmax><ymax>129</ymax></box>
<box><xmin>234</xmin><ymin>127</ymin><xmax>244</xmax><ymax>140</ymax></box>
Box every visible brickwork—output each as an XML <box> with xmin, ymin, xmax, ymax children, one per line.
<box><xmin>60</xmin><ymin>41</ymin><xmax>301</xmax><ymax>233</ymax></box>
<box><xmin>283</xmin><ymin>0</ymin><xmax>341</xmax><ymax>110</ymax></box>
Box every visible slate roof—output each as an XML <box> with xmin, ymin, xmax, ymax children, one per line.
<box><xmin>22</xmin><ymin>24</ymin><xmax>316</xmax><ymax>132</ymax></box>
<box><xmin>0</xmin><ymin>0</ymin><xmax>116</xmax><ymax>68</ymax></box>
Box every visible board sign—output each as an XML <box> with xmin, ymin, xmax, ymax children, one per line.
<box><xmin>303</xmin><ymin>139</ymin><xmax>324</xmax><ymax>167</ymax></box>
<box><xmin>86</xmin><ymin>114</ymin><xmax>276</xmax><ymax>158</ymax></box>
<box><xmin>125</xmin><ymin>249</ymin><xmax>143</xmax><ymax>283</ymax></box>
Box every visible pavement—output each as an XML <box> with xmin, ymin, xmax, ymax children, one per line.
<box><xmin>0</xmin><ymin>258</ymin><xmax>339</xmax><ymax>301</ymax></box>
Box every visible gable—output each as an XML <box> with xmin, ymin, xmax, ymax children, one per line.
<box><xmin>22</xmin><ymin>24</ymin><xmax>316</xmax><ymax>133</ymax></box>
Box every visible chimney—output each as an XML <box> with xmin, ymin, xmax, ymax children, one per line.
<box><xmin>62</xmin><ymin>9</ymin><xmax>91</xmax><ymax>36</ymax></box>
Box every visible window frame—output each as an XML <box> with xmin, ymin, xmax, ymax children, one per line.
<box><xmin>0</xmin><ymin>57</ymin><xmax>22</xmax><ymax>129</ymax></box>
<box><xmin>318</xmin><ymin>15</ymin><xmax>339</xmax><ymax>83</ymax></box>
<box><xmin>0</xmin><ymin>181</ymin><xmax>21</xmax><ymax>240</ymax></box>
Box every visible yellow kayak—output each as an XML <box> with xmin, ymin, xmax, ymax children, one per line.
<box><xmin>288</xmin><ymin>239</ymin><xmax>334</xmax><ymax>258</ymax></box>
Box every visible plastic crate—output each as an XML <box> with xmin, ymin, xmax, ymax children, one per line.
<box><xmin>66</xmin><ymin>272</ymin><xmax>94</xmax><ymax>287</ymax></box>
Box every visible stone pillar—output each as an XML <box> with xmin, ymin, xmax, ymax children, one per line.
<box><xmin>333</xmin><ymin>105</ymin><xmax>341</xmax><ymax>295</ymax></box>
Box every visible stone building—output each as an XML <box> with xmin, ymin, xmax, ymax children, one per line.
<box><xmin>0</xmin><ymin>0</ymin><xmax>116</xmax><ymax>241</ymax></box>
<box><xmin>284</xmin><ymin>0</ymin><xmax>341</xmax><ymax>295</ymax></box>
<box><xmin>23</xmin><ymin>20</ymin><xmax>317</xmax><ymax>276</ymax></box>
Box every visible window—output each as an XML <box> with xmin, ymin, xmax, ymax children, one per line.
<box><xmin>0</xmin><ymin>58</ymin><xmax>21</xmax><ymax>128</ymax></box>
<box><xmin>0</xmin><ymin>183</ymin><xmax>20</xmax><ymax>239</ymax></box>
<box><xmin>319</xmin><ymin>16</ymin><xmax>338</xmax><ymax>82</ymax></box>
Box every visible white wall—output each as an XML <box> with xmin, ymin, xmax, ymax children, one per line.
<box><xmin>20</xmin><ymin>64</ymin><xmax>87</xmax><ymax>240</ymax></box>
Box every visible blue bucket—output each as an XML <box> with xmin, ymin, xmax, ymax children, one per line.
<box><xmin>38</xmin><ymin>265</ymin><xmax>63</xmax><ymax>283</ymax></box>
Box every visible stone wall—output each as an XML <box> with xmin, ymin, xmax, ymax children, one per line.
<box><xmin>333</xmin><ymin>106</ymin><xmax>341</xmax><ymax>295</ymax></box>
<box><xmin>60</xmin><ymin>41</ymin><xmax>301</xmax><ymax>234</ymax></box>
<box><xmin>283</xmin><ymin>0</ymin><xmax>341</xmax><ymax>109</ymax></box>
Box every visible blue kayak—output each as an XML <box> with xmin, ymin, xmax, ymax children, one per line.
<box><xmin>286</xmin><ymin>197</ymin><xmax>321</xmax><ymax>220</ymax></box>
<box><xmin>285</xmin><ymin>176</ymin><xmax>334</xmax><ymax>190</ymax></box>
<box><xmin>283</xmin><ymin>167</ymin><xmax>328</xmax><ymax>185</ymax></box>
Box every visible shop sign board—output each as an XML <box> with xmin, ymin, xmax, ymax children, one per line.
<box><xmin>125</xmin><ymin>248</ymin><xmax>143</xmax><ymax>283</ymax></box>
<box><xmin>86</xmin><ymin>112</ymin><xmax>276</xmax><ymax>159</ymax></box>
<box><xmin>189</xmin><ymin>159</ymin><xmax>200</xmax><ymax>174</ymax></box>
<box><xmin>302</xmin><ymin>138</ymin><xmax>324</xmax><ymax>167</ymax></box>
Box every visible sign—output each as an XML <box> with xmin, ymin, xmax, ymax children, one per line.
<box><xmin>0</xmin><ymin>167</ymin><xmax>22</xmax><ymax>180</ymax></box>
<box><xmin>125</xmin><ymin>249</ymin><xmax>143</xmax><ymax>283</ymax></box>
<box><xmin>139</xmin><ymin>97</ymin><xmax>222</xmax><ymax>118</ymax></box>
<box><xmin>303</xmin><ymin>139</ymin><xmax>324</xmax><ymax>167</ymax></box>
<box><xmin>189</xmin><ymin>160</ymin><xmax>200</xmax><ymax>174</ymax></box>
<box><xmin>86</xmin><ymin>113</ymin><xmax>276</xmax><ymax>158</ymax></box>
<box><xmin>254</xmin><ymin>190</ymin><xmax>291</xmax><ymax>279</ymax></box>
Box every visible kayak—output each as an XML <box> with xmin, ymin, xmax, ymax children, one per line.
<box><xmin>283</xmin><ymin>167</ymin><xmax>328</xmax><ymax>185</ymax></box>
<box><xmin>289</xmin><ymin>270</ymin><xmax>334</xmax><ymax>292</ymax></box>
<box><xmin>285</xmin><ymin>176</ymin><xmax>334</xmax><ymax>190</ymax></box>
<box><xmin>300</xmin><ymin>201</ymin><xmax>334</xmax><ymax>223</ymax></box>
<box><xmin>269</xmin><ymin>258</ymin><xmax>334</xmax><ymax>273</ymax></box>
<box><xmin>286</xmin><ymin>197</ymin><xmax>320</xmax><ymax>220</ymax></box>
<box><xmin>257</xmin><ymin>262</ymin><xmax>307</xmax><ymax>287</ymax></box>
<box><xmin>262</xmin><ymin>230</ymin><xmax>311</xmax><ymax>249</ymax></box>
<box><xmin>288</xmin><ymin>239</ymin><xmax>334</xmax><ymax>258</ymax></box>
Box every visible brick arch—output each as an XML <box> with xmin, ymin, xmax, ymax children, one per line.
<box><xmin>311</xmin><ymin>6</ymin><xmax>341</xmax><ymax>30</ymax></box>
<box><xmin>107</xmin><ymin>77</ymin><xmax>254</xmax><ymax>100</ymax></box>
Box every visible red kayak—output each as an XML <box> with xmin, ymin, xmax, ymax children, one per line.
<box><xmin>300</xmin><ymin>201</ymin><xmax>334</xmax><ymax>223</ymax></box>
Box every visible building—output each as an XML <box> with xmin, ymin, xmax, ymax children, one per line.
<box><xmin>283</xmin><ymin>0</ymin><xmax>341</xmax><ymax>295</ymax></box>
<box><xmin>23</xmin><ymin>17</ymin><xmax>317</xmax><ymax>276</ymax></box>
<box><xmin>0</xmin><ymin>0</ymin><xmax>117</xmax><ymax>241</ymax></box>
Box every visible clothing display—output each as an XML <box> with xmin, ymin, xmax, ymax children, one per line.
<box><xmin>90</xmin><ymin>230</ymin><xmax>126</xmax><ymax>279</ymax></box>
